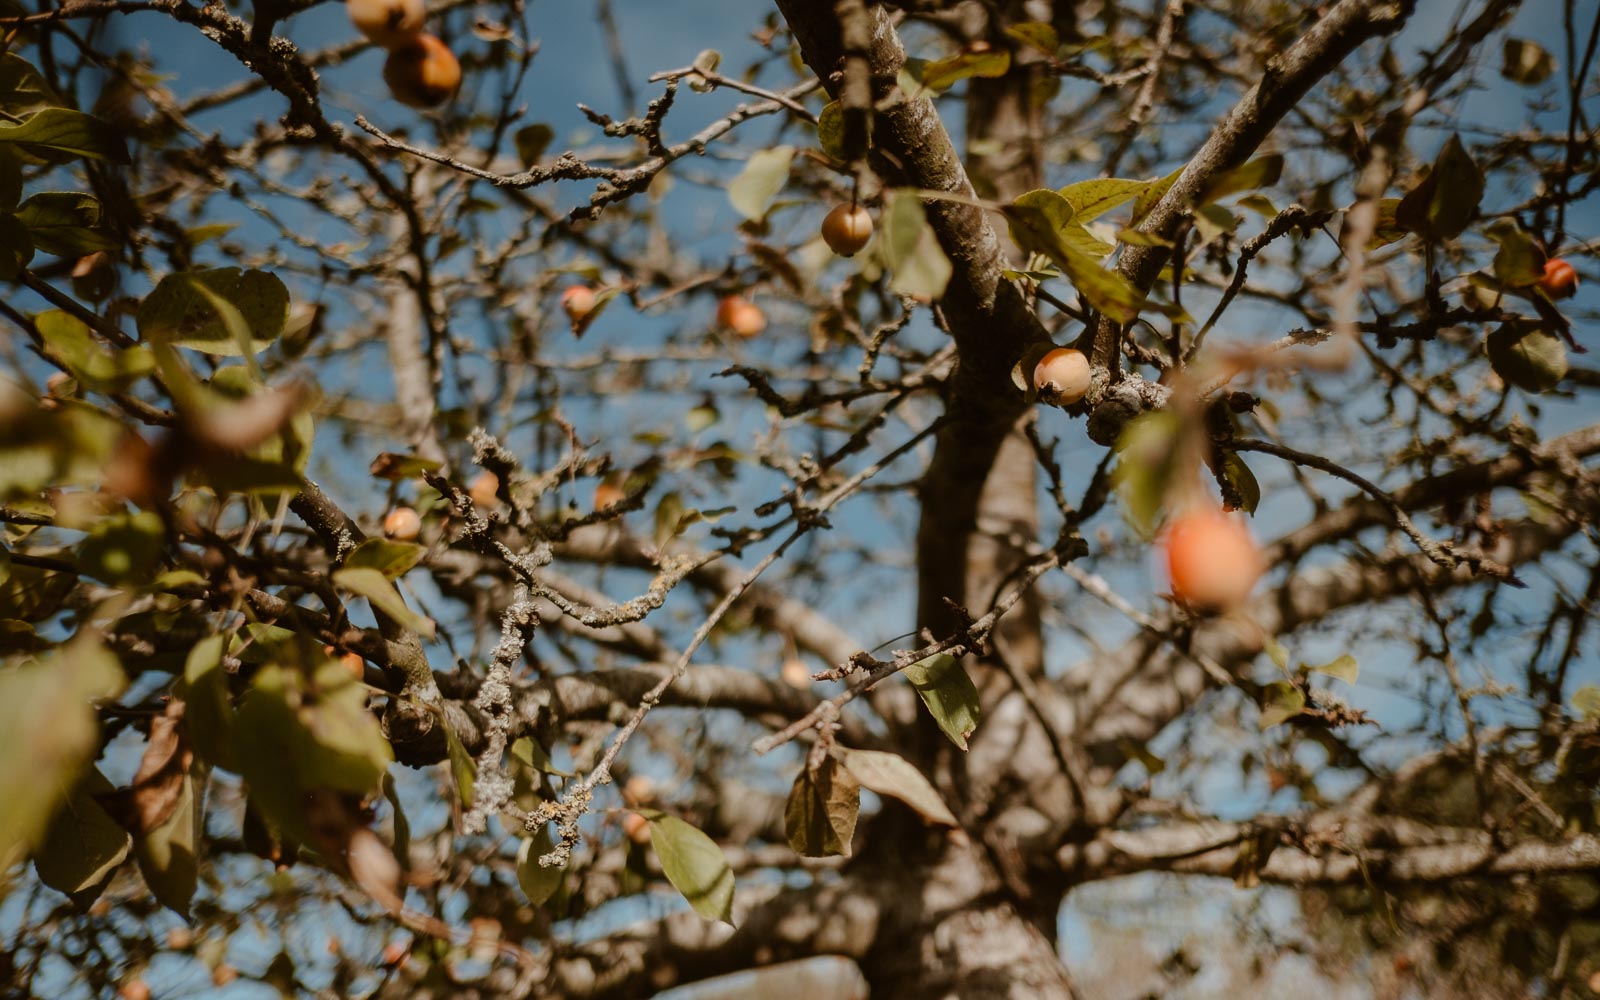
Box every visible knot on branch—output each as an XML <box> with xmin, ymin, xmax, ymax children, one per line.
<box><xmin>1086</xmin><ymin>374</ymin><xmax>1171</xmax><ymax>446</ymax></box>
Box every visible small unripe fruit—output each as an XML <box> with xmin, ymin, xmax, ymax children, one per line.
<box><xmin>1539</xmin><ymin>257</ymin><xmax>1579</xmax><ymax>299</ymax></box>
<box><xmin>781</xmin><ymin>658</ymin><xmax>811</xmax><ymax>689</ymax></box>
<box><xmin>166</xmin><ymin>926</ymin><xmax>194</xmax><ymax>950</ymax></box>
<box><xmin>622</xmin><ymin>811</ymin><xmax>651</xmax><ymax>844</ymax></box>
<box><xmin>346</xmin><ymin>0</ymin><xmax>424</xmax><ymax>48</ymax></box>
<box><xmin>468</xmin><ymin>471</ymin><xmax>499</xmax><ymax>508</ymax></box>
<box><xmin>1163</xmin><ymin>506</ymin><xmax>1263</xmax><ymax>611</ymax></box>
<box><xmin>383</xmin><ymin>506</ymin><xmax>422</xmax><ymax>541</ymax></box>
<box><xmin>716</xmin><ymin>295</ymin><xmax>766</xmax><ymax>338</ymax></box>
<box><xmin>561</xmin><ymin>285</ymin><xmax>597</xmax><ymax>323</ymax></box>
<box><xmin>820</xmin><ymin>203</ymin><xmax>873</xmax><ymax>257</ymax></box>
<box><xmin>211</xmin><ymin>965</ymin><xmax>238</xmax><ymax>988</ymax></box>
<box><xmin>383</xmin><ymin>34</ymin><xmax>461</xmax><ymax>108</ymax></box>
<box><xmin>381</xmin><ymin>942</ymin><xmax>409</xmax><ymax>967</ymax></box>
<box><xmin>1033</xmin><ymin>347</ymin><xmax>1091</xmax><ymax>405</ymax></box>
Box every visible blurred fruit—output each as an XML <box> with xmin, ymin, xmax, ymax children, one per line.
<box><xmin>383</xmin><ymin>34</ymin><xmax>461</xmax><ymax>108</ymax></box>
<box><xmin>716</xmin><ymin>295</ymin><xmax>766</xmax><ymax>338</ymax></box>
<box><xmin>346</xmin><ymin>0</ymin><xmax>424</xmax><ymax>48</ymax></box>
<box><xmin>383</xmin><ymin>506</ymin><xmax>422</xmax><ymax>540</ymax></box>
<box><xmin>1163</xmin><ymin>506</ymin><xmax>1263</xmax><ymax>611</ymax></box>
<box><xmin>622</xmin><ymin>811</ymin><xmax>651</xmax><ymax>844</ymax></box>
<box><xmin>468</xmin><ymin>471</ymin><xmax>499</xmax><ymax>508</ymax></box>
<box><xmin>623</xmin><ymin>775</ymin><xmax>656</xmax><ymax>805</ymax></box>
<box><xmin>781</xmin><ymin>658</ymin><xmax>811</xmax><ymax>689</ymax></box>
<box><xmin>561</xmin><ymin>285</ymin><xmax>597</xmax><ymax>323</ymax></box>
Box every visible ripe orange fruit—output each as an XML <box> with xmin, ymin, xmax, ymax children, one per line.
<box><xmin>561</xmin><ymin>285</ymin><xmax>597</xmax><ymax>323</ymax></box>
<box><xmin>383</xmin><ymin>506</ymin><xmax>422</xmax><ymax>541</ymax></box>
<box><xmin>1539</xmin><ymin>257</ymin><xmax>1579</xmax><ymax>299</ymax></box>
<box><xmin>716</xmin><ymin>295</ymin><xmax>766</xmax><ymax>338</ymax></box>
<box><xmin>346</xmin><ymin>0</ymin><xmax>424</xmax><ymax>49</ymax></box>
<box><xmin>1163</xmin><ymin>506</ymin><xmax>1263</xmax><ymax>611</ymax></box>
<box><xmin>383</xmin><ymin>34</ymin><xmax>461</xmax><ymax>108</ymax></box>
<box><xmin>1032</xmin><ymin>347</ymin><xmax>1091</xmax><ymax>405</ymax></box>
<box><xmin>623</xmin><ymin>775</ymin><xmax>656</xmax><ymax>805</ymax></box>
<box><xmin>820</xmin><ymin>203</ymin><xmax>873</xmax><ymax>257</ymax></box>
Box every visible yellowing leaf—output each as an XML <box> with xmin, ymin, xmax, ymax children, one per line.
<box><xmin>834</xmin><ymin>747</ymin><xmax>957</xmax><ymax>827</ymax></box>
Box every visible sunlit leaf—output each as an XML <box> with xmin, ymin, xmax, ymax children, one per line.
<box><xmin>33</xmin><ymin>767</ymin><xmax>130</xmax><ymax>904</ymax></box>
<box><xmin>1111</xmin><ymin>411</ymin><xmax>1184</xmax><ymax>537</ymax></box>
<box><xmin>343</xmin><ymin>538</ymin><xmax>426</xmax><ymax>580</ymax></box>
<box><xmin>1304</xmin><ymin>653</ymin><xmax>1358</xmax><ymax>685</ymax></box>
<box><xmin>137</xmin><ymin>268</ymin><xmax>289</xmax><ymax>356</ymax></box>
<box><xmin>834</xmin><ymin>747</ymin><xmax>957</xmax><ymax>827</ymax></box>
<box><xmin>333</xmin><ymin>567</ymin><xmax>436</xmax><ymax>639</ymax></box>
<box><xmin>0</xmin><ymin>108</ymin><xmax>129</xmax><ymax>164</ymax></box>
<box><xmin>641</xmin><ymin>810</ymin><xmax>736</xmax><ymax>925</ymax></box>
<box><xmin>902</xmin><ymin>653</ymin><xmax>981</xmax><ymax>751</ymax></box>
<box><xmin>1258</xmin><ymin>681</ymin><xmax>1305</xmax><ymax>730</ymax></box>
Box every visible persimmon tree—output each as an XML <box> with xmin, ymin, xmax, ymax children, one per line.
<box><xmin>2</xmin><ymin>0</ymin><xmax>1598</xmax><ymax>997</ymax></box>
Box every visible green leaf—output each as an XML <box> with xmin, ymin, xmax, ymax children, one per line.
<box><xmin>642</xmin><ymin>811</ymin><xmax>736</xmax><ymax>924</ymax></box>
<box><xmin>902</xmin><ymin>652</ymin><xmax>981</xmax><ymax>750</ymax></box>
<box><xmin>878</xmin><ymin>189</ymin><xmax>951</xmax><ymax>301</ymax></box>
<box><xmin>816</xmin><ymin>101</ymin><xmax>847</xmax><ymax>161</ymax></box>
<box><xmin>343</xmin><ymin>538</ymin><xmax>426</xmax><ymax>580</ymax></box>
<box><xmin>1346</xmin><ymin>197</ymin><xmax>1408</xmax><ymax>251</ymax></box>
<box><xmin>784</xmin><ymin>756</ymin><xmax>860</xmax><ymax>858</ymax></box>
<box><xmin>1264</xmin><ymin>638</ymin><xmax>1291</xmax><ymax>671</ymax></box>
<box><xmin>1258</xmin><ymin>681</ymin><xmax>1305</xmax><ymax>730</ymax></box>
<box><xmin>0</xmin><ymin>54</ymin><xmax>65</xmax><ymax>118</ymax></box>
<box><xmin>137</xmin><ymin>268</ymin><xmax>289</xmax><ymax>356</ymax></box>
<box><xmin>0</xmin><ymin>637</ymin><xmax>125</xmax><ymax>870</ymax></box>
<box><xmin>728</xmin><ymin>145</ymin><xmax>794</xmax><ymax>222</ymax></box>
<box><xmin>1004</xmin><ymin>22</ymin><xmax>1060</xmax><ymax>57</ymax></box>
<box><xmin>1200</xmin><ymin>154</ymin><xmax>1283</xmax><ymax>204</ymax></box>
<box><xmin>1488</xmin><ymin>324</ymin><xmax>1567</xmax><ymax>393</ymax></box>
<box><xmin>233</xmin><ymin>661</ymin><xmax>392</xmax><ymax>845</ymax></box>
<box><xmin>369</xmin><ymin>452</ymin><xmax>444</xmax><ymax>480</ymax></box>
<box><xmin>514</xmin><ymin>124</ymin><xmax>554</xmax><ymax>166</ymax></box>
<box><xmin>1059</xmin><ymin>177</ymin><xmax>1147</xmax><ymax>221</ymax></box>
<box><xmin>1486</xmin><ymin>218</ymin><xmax>1545</xmax><ymax>288</ymax></box>
<box><xmin>333</xmin><ymin>567</ymin><xmax>436</xmax><ymax>639</ymax></box>
<box><xmin>1304</xmin><ymin>653</ymin><xmax>1358</xmax><ymax>685</ymax></box>
<box><xmin>181</xmin><ymin>635</ymin><xmax>237</xmax><ymax>773</ymax></box>
<box><xmin>834</xmin><ymin>747</ymin><xmax>957</xmax><ymax>827</ymax></box>
<box><xmin>76</xmin><ymin>509</ymin><xmax>165</xmax><ymax>585</ymax></box>
<box><xmin>1005</xmin><ymin>189</ymin><xmax>1145</xmax><ymax>322</ymax></box>
<box><xmin>1111</xmin><ymin>411</ymin><xmax>1184</xmax><ymax>537</ymax></box>
<box><xmin>1502</xmin><ymin>38</ymin><xmax>1556</xmax><ymax>85</ymax></box>
<box><xmin>14</xmin><ymin>192</ymin><xmax>119</xmax><ymax>256</ymax></box>
<box><xmin>909</xmin><ymin>48</ymin><xmax>1012</xmax><ymax>95</ymax></box>
<box><xmin>133</xmin><ymin>767</ymin><xmax>199</xmax><ymax>917</ymax></box>
<box><xmin>1130</xmin><ymin>167</ymin><xmax>1182</xmax><ymax>225</ymax></box>
<box><xmin>511</xmin><ymin>736</ymin><xmax>571</xmax><ymax>777</ymax></box>
<box><xmin>516</xmin><ymin>824</ymin><xmax>564</xmax><ymax>906</ymax></box>
<box><xmin>1395</xmin><ymin>135</ymin><xmax>1483</xmax><ymax>241</ymax></box>
<box><xmin>35</xmin><ymin>309</ymin><xmax>153</xmax><ymax>393</ymax></box>
<box><xmin>0</xmin><ymin>108</ymin><xmax>129</xmax><ymax>164</ymax></box>
<box><xmin>0</xmin><ymin>212</ymin><xmax>33</xmax><ymax>280</ymax></box>
<box><xmin>1218</xmin><ymin>452</ymin><xmax>1260</xmax><ymax>515</ymax></box>
<box><xmin>33</xmin><ymin>767</ymin><xmax>131</xmax><ymax>904</ymax></box>
<box><xmin>443</xmin><ymin>713</ymin><xmax>476</xmax><ymax>810</ymax></box>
